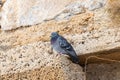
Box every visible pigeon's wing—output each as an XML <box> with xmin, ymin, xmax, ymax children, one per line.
<box><xmin>58</xmin><ymin>36</ymin><xmax>73</xmax><ymax>52</ymax></box>
<box><xmin>58</xmin><ymin>36</ymin><xmax>80</xmax><ymax>63</ymax></box>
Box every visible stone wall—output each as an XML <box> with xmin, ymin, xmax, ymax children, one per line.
<box><xmin>0</xmin><ymin>0</ymin><xmax>120</xmax><ymax>80</ymax></box>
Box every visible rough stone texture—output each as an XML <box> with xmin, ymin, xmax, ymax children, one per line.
<box><xmin>0</xmin><ymin>13</ymin><xmax>120</xmax><ymax>55</ymax></box>
<box><xmin>1</xmin><ymin>0</ymin><xmax>107</xmax><ymax>30</ymax></box>
<box><xmin>86</xmin><ymin>63</ymin><xmax>120</xmax><ymax>80</ymax></box>
<box><xmin>0</xmin><ymin>0</ymin><xmax>120</xmax><ymax>80</ymax></box>
<box><xmin>0</xmin><ymin>41</ymin><xmax>85</xmax><ymax>80</ymax></box>
<box><xmin>1</xmin><ymin>0</ymin><xmax>72</xmax><ymax>30</ymax></box>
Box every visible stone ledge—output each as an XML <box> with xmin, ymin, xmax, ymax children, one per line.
<box><xmin>1</xmin><ymin>41</ymin><xmax>85</xmax><ymax>79</ymax></box>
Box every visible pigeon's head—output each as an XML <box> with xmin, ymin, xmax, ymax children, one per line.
<box><xmin>51</xmin><ymin>32</ymin><xmax>59</xmax><ymax>38</ymax></box>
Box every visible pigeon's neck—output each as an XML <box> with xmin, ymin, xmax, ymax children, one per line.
<box><xmin>51</xmin><ymin>36</ymin><xmax>58</xmax><ymax>44</ymax></box>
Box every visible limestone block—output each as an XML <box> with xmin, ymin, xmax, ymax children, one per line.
<box><xmin>0</xmin><ymin>41</ymin><xmax>85</xmax><ymax>80</ymax></box>
<box><xmin>1</xmin><ymin>0</ymin><xmax>72</xmax><ymax>30</ymax></box>
<box><xmin>1</xmin><ymin>0</ymin><xmax>106</xmax><ymax>30</ymax></box>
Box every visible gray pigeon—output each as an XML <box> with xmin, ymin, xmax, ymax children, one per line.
<box><xmin>50</xmin><ymin>32</ymin><xmax>80</xmax><ymax>64</ymax></box>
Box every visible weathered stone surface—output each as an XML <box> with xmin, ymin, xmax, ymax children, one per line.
<box><xmin>0</xmin><ymin>0</ymin><xmax>120</xmax><ymax>80</ymax></box>
<box><xmin>87</xmin><ymin>63</ymin><xmax>120</xmax><ymax>80</ymax></box>
<box><xmin>0</xmin><ymin>12</ymin><xmax>120</xmax><ymax>55</ymax></box>
<box><xmin>1</xmin><ymin>41</ymin><xmax>85</xmax><ymax>80</ymax></box>
<box><xmin>1</xmin><ymin>0</ymin><xmax>106</xmax><ymax>30</ymax></box>
<box><xmin>1</xmin><ymin>0</ymin><xmax>72</xmax><ymax>30</ymax></box>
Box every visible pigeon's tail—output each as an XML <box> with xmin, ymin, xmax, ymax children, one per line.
<box><xmin>71</xmin><ymin>55</ymin><xmax>80</xmax><ymax>64</ymax></box>
<box><xmin>67</xmin><ymin>52</ymin><xmax>81</xmax><ymax>65</ymax></box>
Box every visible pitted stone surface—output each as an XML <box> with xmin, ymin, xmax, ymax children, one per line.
<box><xmin>0</xmin><ymin>0</ymin><xmax>120</xmax><ymax>79</ymax></box>
<box><xmin>1</xmin><ymin>41</ymin><xmax>85</xmax><ymax>80</ymax></box>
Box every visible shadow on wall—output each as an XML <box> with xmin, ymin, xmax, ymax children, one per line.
<box><xmin>79</xmin><ymin>47</ymin><xmax>120</xmax><ymax>65</ymax></box>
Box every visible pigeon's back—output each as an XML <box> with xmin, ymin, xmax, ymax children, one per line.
<box><xmin>57</xmin><ymin>36</ymin><xmax>80</xmax><ymax>64</ymax></box>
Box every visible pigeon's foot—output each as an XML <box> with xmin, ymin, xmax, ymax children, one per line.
<box><xmin>55</xmin><ymin>54</ymin><xmax>60</xmax><ymax>58</ymax></box>
<box><xmin>55</xmin><ymin>53</ymin><xmax>63</xmax><ymax>58</ymax></box>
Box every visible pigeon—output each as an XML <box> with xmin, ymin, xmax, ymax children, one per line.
<box><xmin>50</xmin><ymin>32</ymin><xmax>80</xmax><ymax>64</ymax></box>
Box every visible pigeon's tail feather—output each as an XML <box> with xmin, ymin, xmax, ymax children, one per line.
<box><xmin>71</xmin><ymin>55</ymin><xmax>80</xmax><ymax>64</ymax></box>
<box><xmin>67</xmin><ymin>53</ymin><xmax>80</xmax><ymax>64</ymax></box>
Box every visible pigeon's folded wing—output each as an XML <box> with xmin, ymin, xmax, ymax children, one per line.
<box><xmin>58</xmin><ymin>36</ymin><xmax>80</xmax><ymax>63</ymax></box>
<box><xmin>58</xmin><ymin>36</ymin><xmax>73</xmax><ymax>51</ymax></box>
